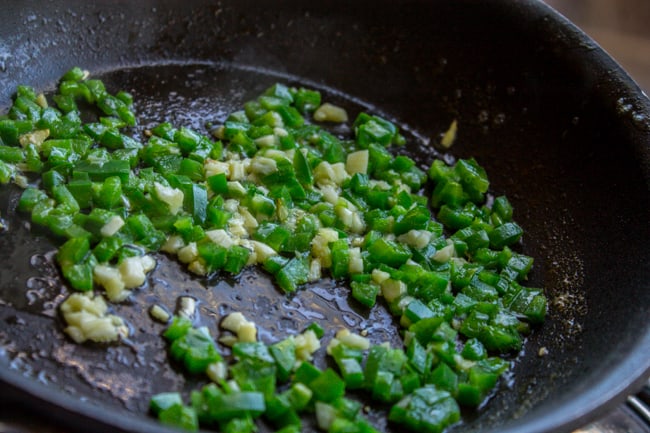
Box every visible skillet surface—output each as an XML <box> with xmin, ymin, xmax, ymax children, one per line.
<box><xmin>0</xmin><ymin>1</ymin><xmax>649</xmax><ymax>433</ymax></box>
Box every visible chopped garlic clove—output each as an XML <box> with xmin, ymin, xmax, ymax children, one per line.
<box><xmin>440</xmin><ymin>119</ymin><xmax>458</xmax><ymax>148</ymax></box>
<box><xmin>100</xmin><ymin>215</ymin><xmax>125</xmax><ymax>237</ymax></box>
<box><xmin>60</xmin><ymin>293</ymin><xmax>129</xmax><ymax>344</ymax></box>
<box><xmin>149</xmin><ymin>304</ymin><xmax>171</xmax><ymax>323</ymax></box>
<box><xmin>154</xmin><ymin>182</ymin><xmax>184</xmax><ymax>215</ymax></box>
<box><xmin>346</xmin><ymin>150</ymin><xmax>369</xmax><ymax>175</ymax></box>
<box><xmin>313</xmin><ymin>103</ymin><xmax>348</xmax><ymax>123</ymax></box>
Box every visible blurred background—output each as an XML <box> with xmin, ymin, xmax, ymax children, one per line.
<box><xmin>545</xmin><ymin>0</ymin><xmax>650</xmax><ymax>92</ymax></box>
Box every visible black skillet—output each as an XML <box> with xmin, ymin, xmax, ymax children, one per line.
<box><xmin>0</xmin><ymin>1</ymin><xmax>649</xmax><ymax>432</ymax></box>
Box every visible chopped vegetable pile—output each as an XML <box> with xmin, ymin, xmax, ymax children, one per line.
<box><xmin>0</xmin><ymin>67</ymin><xmax>547</xmax><ymax>433</ymax></box>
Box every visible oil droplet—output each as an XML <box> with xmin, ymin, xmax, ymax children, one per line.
<box><xmin>616</xmin><ymin>97</ymin><xmax>633</xmax><ymax>114</ymax></box>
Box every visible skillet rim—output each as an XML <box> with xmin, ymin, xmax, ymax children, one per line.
<box><xmin>0</xmin><ymin>1</ymin><xmax>648</xmax><ymax>432</ymax></box>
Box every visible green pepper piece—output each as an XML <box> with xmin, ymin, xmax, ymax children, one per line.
<box><xmin>45</xmin><ymin>210</ymin><xmax>74</xmax><ymax>237</ymax></box>
<box><xmin>163</xmin><ymin>316</ymin><xmax>193</xmax><ymax>341</ymax></box>
<box><xmin>363</xmin><ymin>345</ymin><xmax>406</xmax><ymax>392</ymax></box>
<box><xmin>367</xmin><ymin>238</ymin><xmax>411</xmax><ymax>268</ymax></box>
<box><xmin>437</xmin><ymin>204</ymin><xmax>475</xmax><ymax>230</ymax></box>
<box><xmin>126</xmin><ymin>214</ymin><xmax>165</xmax><ymax>250</ymax></box>
<box><xmin>226</xmin><ymin>110</ymin><xmax>249</xmax><ymax>124</ymax></box>
<box><xmin>197</xmin><ymin>241</ymin><xmax>228</xmax><ymax>272</ymax></box>
<box><xmin>150</xmin><ymin>392</ymin><xmax>184</xmax><ymax>415</ymax></box>
<box><xmin>405</xmin><ymin>338</ymin><xmax>431</xmax><ymax>376</ymax></box>
<box><xmin>16</xmin><ymin>84</ymin><xmax>37</xmax><ymax>101</ymax></box>
<box><xmin>93</xmin><ymin>236</ymin><xmax>124</xmax><ymax>263</ymax></box>
<box><xmin>275</xmin><ymin>256</ymin><xmax>309</xmax><ymax>293</ymax></box>
<box><xmin>467</xmin><ymin>363</ymin><xmax>499</xmax><ymax>397</ymax></box>
<box><xmin>259</xmin><ymin>96</ymin><xmax>287</xmax><ymax>112</ymax></box>
<box><xmin>207</xmin><ymin>173</ymin><xmax>228</xmax><ymax>195</ymax></box>
<box><xmin>388</xmin><ymin>386</ymin><xmax>460</xmax><ymax>433</ymax></box>
<box><xmin>305</xmin><ymin>322</ymin><xmax>324</xmax><ymax>339</ymax></box>
<box><xmin>97</xmin><ymin>95</ymin><xmax>135</xmax><ymax>126</ymax></box>
<box><xmin>393</xmin><ymin>205</ymin><xmax>430</xmax><ymax>236</ymax></box>
<box><xmin>67</xmin><ymin>178</ymin><xmax>93</xmax><ymax>209</ymax></box>
<box><xmin>232</xmin><ymin>341</ymin><xmax>275</xmax><ymax>364</ymax></box>
<box><xmin>253</xmin><ymin>222</ymin><xmax>291</xmax><ymax>252</ymax></box>
<box><xmin>275</xmin><ymin>105</ymin><xmax>304</xmax><ymax>128</ymax></box>
<box><xmin>210</xmin><ymin>392</ymin><xmax>266</xmax><ymax>422</ymax></box>
<box><xmin>503</xmin><ymin>283</ymin><xmax>547</xmax><ymax>324</ymax></box>
<box><xmin>17</xmin><ymin>188</ymin><xmax>48</xmax><ymax>213</ymax></box>
<box><xmin>293</xmin><ymin>149</ymin><xmax>313</xmax><ymax>186</ymax></box>
<box><xmin>330</xmin><ymin>239</ymin><xmax>350</xmax><ymax>279</ymax></box>
<box><xmin>150</xmin><ymin>122</ymin><xmax>176</xmax><ymax>141</ymax></box>
<box><xmin>263</xmin><ymin>255</ymin><xmax>288</xmax><ymax>275</ymax></box>
<box><xmin>293</xmin><ymin>88</ymin><xmax>321</xmax><ymax>113</ymax></box>
<box><xmin>187</xmin><ymin>184</ymin><xmax>208</xmax><ymax>224</ymax></box>
<box><xmin>285</xmin><ymin>383</ymin><xmax>312</xmax><ymax>413</ymax></box>
<box><xmin>52</xmin><ymin>94</ymin><xmax>77</xmax><ymax>113</ymax></box>
<box><xmin>61</xmin><ymin>260</ymin><xmax>94</xmax><ymax>292</ymax></box>
<box><xmin>489</xmin><ymin>221</ymin><xmax>523</xmax><ymax>249</ymax></box>
<box><xmin>307</xmin><ymin>368</ymin><xmax>346</xmax><ymax>403</ymax></box>
<box><xmin>355</xmin><ymin>117</ymin><xmax>393</xmax><ymax>148</ymax></box>
<box><xmin>116</xmin><ymin>90</ymin><xmax>133</xmax><ymax>106</ymax></box>
<box><xmin>158</xmin><ymin>404</ymin><xmax>199</xmax><ymax>432</ymax></box>
<box><xmin>59</xmin><ymin>81</ymin><xmax>92</xmax><ymax>103</ymax></box>
<box><xmin>350</xmin><ymin>281</ymin><xmax>379</xmax><ymax>308</ymax></box>
<box><xmin>94</xmin><ymin>176</ymin><xmax>122</xmax><ymax>209</ymax></box>
<box><xmin>265</xmin><ymin>395</ymin><xmax>300</xmax><ymax>429</ymax></box>
<box><xmin>206</xmin><ymin>205</ymin><xmax>231</xmax><ymax>229</ymax></box>
<box><xmin>372</xmin><ymin>370</ymin><xmax>401</xmax><ymax>403</ymax></box>
<box><xmin>178</xmin><ymin>158</ymin><xmax>204</xmax><ymax>182</ymax></box>
<box><xmin>479</xmin><ymin>323</ymin><xmax>522</xmax><ymax>353</ymax></box>
<box><xmin>0</xmin><ymin>145</ymin><xmax>24</xmax><ymax>163</ymax></box>
<box><xmin>23</xmin><ymin>143</ymin><xmax>43</xmax><ymax>173</ymax></box>
<box><xmin>61</xmin><ymin>66</ymin><xmax>86</xmax><ymax>82</ymax></box>
<box><xmin>42</xmin><ymin>169</ymin><xmax>66</xmax><ymax>192</ymax></box>
<box><xmin>223</xmin><ymin>121</ymin><xmax>251</xmax><ymax>140</ymax></box>
<box><xmin>230</xmin><ymin>358</ymin><xmax>277</xmax><ymax>400</ymax></box>
<box><xmin>492</xmin><ymin>195</ymin><xmax>513</xmax><ymax>222</ymax></box>
<box><xmin>73</xmin><ymin>159</ymin><xmax>131</xmax><ymax>183</ymax></box>
<box><xmin>455</xmin><ymin>158</ymin><xmax>489</xmax><ymax>199</ymax></box>
<box><xmin>270</xmin><ymin>337</ymin><xmax>296</xmax><ymax>382</ymax></box>
<box><xmin>503</xmin><ymin>253</ymin><xmax>534</xmax><ymax>281</ymax></box>
<box><xmin>464</xmin><ymin>272</ymin><xmax>500</xmax><ymax>301</ymax></box>
<box><xmin>293</xmin><ymin>361</ymin><xmax>322</xmax><ymax>386</ymax></box>
<box><xmin>454</xmin><ymin>382</ymin><xmax>480</xmax><ymax>407</ymax></box>
<box><xmin>174</xmin><ymin>127</ymin><xmax>202</xmax><ymax>154</ymax></box>
<box><xmin>316</xmin><ymin>131</ymin><xmax>346</xmax><ymax>164</ymax></box>
<box><xmin>401</xmin><ymin>165</ymin><xmax>427</xmax><ymax>190</ymax></box>
<box><xmin>335</xmin><ymin>357</ymin><xmax>364</xmax><ymax>390</ymax></box>
<box><xmin>264</xmin><ymin>83</ymin><xmax>294</xmax><ymax>104</ymax></box>
<box><xmin>30</xmin><ymin>198</ymin><xmax>55</xmax><ymax>226</ymax></box>
<box><xmin>224</xmin><ymin>245</ymin><xmax>251</xmax><ymax>274</ymax></box>
<box><xmin>462</xmin><ymin>338</ymin><xmax>488</xmax><ymax>361</ymax></box>
<box><xmin>170</xmin><ymin>328</ymin><xmax>221</xmax><ymax>374</ymax></box>
<box><xmin>57</xmin><ymin>236</ymin><xmax>90</xmax><ymax>268</ymax></box>
<box><xmin>84</xmin><ymin>79</ymin><xmax>107</xmax><ymax>101</ymax></box>
<box><xmin>404</xmin><ymin>299</ymin><xmax>435</xmax><ymax>323</ymax></box>
<box><xmin>427</xmin><ymin>362</ymin><xmax>458</xmax><ymax>395</ymax></box>
<box><xmin>172</xmin><ymin>216</ymin><xmax>202</xmax><ymax>242</ymax></box>
<box><xmin>222</xmin><ymin>416</ymin><xmax>256</xmax><ymax>433</ymax></box>
<box><xmin>249</xmin><ymin>194</ymin><xmax>276</xmax><ymax>218</ymax></box>
<box><xmin>331</xmin><ymin>418</ymin><xmax>379</xmax><ymax>433</ymax></box>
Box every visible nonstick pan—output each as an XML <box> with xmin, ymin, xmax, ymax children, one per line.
<box><xmin>0</xmin><ymin>1</ymin><xmax>649</xmax><ymax>433</ymax></box>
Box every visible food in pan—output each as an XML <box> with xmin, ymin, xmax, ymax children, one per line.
<box><xmin>0</xmin><ymin>67</ymin><xmax>547</xmax><ymax>433</ymax></box>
